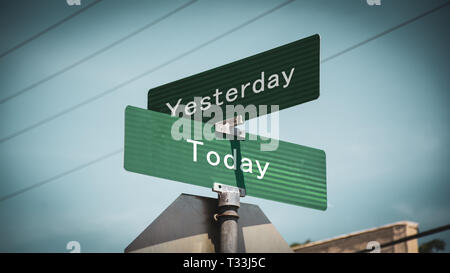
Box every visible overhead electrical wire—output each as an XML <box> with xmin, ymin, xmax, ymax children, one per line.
<box><xmin>0</xmin><ymin>0</ymin><xmax>295</xmax><ymax>202</ymax></box>
<box><xmin>321</xmin><ymin>0</ymin><xmax>450</xmax><ymax>63</ymax></box>
<box><xmin>0</xmin><ymin>0</ymin><xmax>103</xmax><ymax>60</ymax></box>
<box><xmin>0</xmin><ymin>0</ymin><xmax>198</xmax><ymax>104</ymax></box>
<box><xmin>0</xmin><ymin>1</ymin><xmax>448</xmax><ymax>202</ymax></box>
<box><xmin>0</xmin><ymin>0</ymin><xmax>294</xmax><ymax>144</ymax></box>
<box><xmin>0</xmin><ymin>149</ymin><xmax>123</xmax><ymax>202</ymax></box>
<box><xmin>1</xmin><ymin>1</ymin><xmax>449</xmax><ymax>144</ymax></box>
<box><xmin>2</xmin><ymin>1</ymin><xmax>449</xmax><ymax>145</ymax></box>
<box><xmin>356</xmin><ymin>224</ymin><xmax>450</xmax><ymax>253</ymax></box>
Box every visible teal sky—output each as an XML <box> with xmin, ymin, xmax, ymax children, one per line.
<box><xmin>0</xmin><ymin>0</ymin><xmax>449</xmax><ymax>252</ymax></box>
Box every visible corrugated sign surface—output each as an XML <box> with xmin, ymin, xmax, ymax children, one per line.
<box><xmin>124</xmin><ymin>106</ymin><xmax>326</xmax><ymax>210</ymax></box>
<box><xmin>148</xmin><ymin>34</ymin><xmax>320</xmax><ymax>121</ymax></box>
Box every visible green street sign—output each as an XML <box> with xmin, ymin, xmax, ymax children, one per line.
<box><xmin>124</xmin><ymin>106</ymin><xmax>327</xmax><ymax>210</ymax></box>
<box><xmin>148</xmin><ymin>34</ymin><xmax>320</xmax><ymax>121</ymax></box>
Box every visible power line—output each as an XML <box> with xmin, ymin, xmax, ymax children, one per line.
<box><xmin>0</xmin><ymin>0</ymin><xmax>198</xmax><ymax>104</ymax></box>
<box><xmin>0</xmin><ymin>0</ymin><xmax>296</xmax><ymax>203</ymax></box>
<box><xmin>0</xmin><ymin>149</ymin><xmax>123</xmax><ymax>203</ymax></box>
<box><xmin>0</xmin><ymin>1</ymin><xmax>447</xmax><ymax>202</ymax></box>
<box><xmin>357</xmin><ymin>224</ymin><xmax>450</xmax><ymax>253</ymax></box>
<box><xmin>321</xmin><ymin>1</ymin><xmax>450</xmax><ymax>64</ymax></box>
<box><xmin>0</xmin><ymin>0</ymin><xmax>295</xmax><ymax>144</ymax></box>
<box><xmin>0</xmin><ymin>0</ymin><xmax>103</xmax><ymax>60</ymax></box>
<box><xmin>2</xmin><ymin>1</ymin><xmax>448</xmax><ymax>145</ymax></box>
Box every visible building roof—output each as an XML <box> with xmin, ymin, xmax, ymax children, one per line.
<box><xmin>292</xmin><ymin>221</ymin><xmax>419</xmax><ymax>251</ymax></box>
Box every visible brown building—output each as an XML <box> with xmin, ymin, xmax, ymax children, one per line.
<box><xmin>292</xmin><ymin>221</ymin><xmax>419</xmax><ymax>253</ymax></box>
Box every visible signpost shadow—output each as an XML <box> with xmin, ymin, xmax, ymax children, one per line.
<box><xmin>230</xmin><ymin>139</ymin><xmax>246</xmax><ymax>191</ymax></box>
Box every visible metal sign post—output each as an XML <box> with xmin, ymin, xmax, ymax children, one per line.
<box><xmin>213</xmin><ymin>183</ymin><xmax>245</xmax><ymax>253</ymax></box>
<box><xmin>213</xmin><ymin>114</ymin><xmax>245</xmax><ymax>253</ymax></box>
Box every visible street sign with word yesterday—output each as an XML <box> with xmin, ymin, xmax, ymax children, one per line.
<box><xmin>124</xmin><ymin>106</ymin><xmax>326</xmax><ymax>210</ymax></box>
<box><xmin>148</xmin><ymin>34</ymin><xmax>320</xmax><ymax>121</ymax></box>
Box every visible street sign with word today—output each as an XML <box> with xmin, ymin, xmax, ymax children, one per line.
<box><xmin>124</xmin><ymin>106</ymin><xmax>326</xmax><ymax>210</ymax></box>
<box><xmin>148</xmin><ymin>34</ymin><xmax>320</xmax><ymax>121</ymax></box>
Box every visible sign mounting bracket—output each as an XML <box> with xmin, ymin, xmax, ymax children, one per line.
<box><xmin>215</xmin><ymin>115</ymin><xmax>245</xmax><ymax>140</ymax></box>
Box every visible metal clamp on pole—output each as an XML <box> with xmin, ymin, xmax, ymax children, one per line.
<box><xmin>213</xmin><ymin>183</ymin><xmax>246</xmax><ymax>253</ymax></box>
<box><xmin>215</xmin><ymin>115</ymin><xmax>245</xmax><ymax>140</ymax></box>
